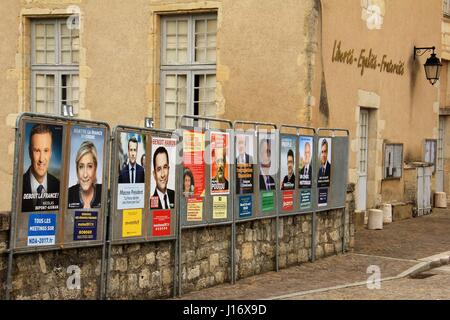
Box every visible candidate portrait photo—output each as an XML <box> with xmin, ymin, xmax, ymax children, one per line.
<box><xmin>67</xmin><ymin>126</ymin><xmax>105</xmax><ymax>209</ymax></box>
<box><xmin>21</xmin><ymin>122</ymin><xmax>63</xmax><ymax>212</ymax></box>
<box><xmin>150</xmin><ymin>137</ymin><xmax>176</xmax><ymax>210</ymax></box>
<box><xmin>118</xmin><ymin>133</ymin><xmax>146</xmax><ymax>184</ymax></box>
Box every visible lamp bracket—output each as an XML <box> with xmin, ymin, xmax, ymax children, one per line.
<box><xmin>414</xmin><ymin>46</ymin><xmax>436</xmax><ymax>60</ymax></box>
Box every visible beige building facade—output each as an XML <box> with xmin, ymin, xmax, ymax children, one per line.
<box><xmin>0</xmin><ymin>0</ymin><xmax>445</xmax><ymax>216</ymax></box>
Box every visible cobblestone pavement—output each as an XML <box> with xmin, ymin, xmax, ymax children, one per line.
<box><xmin>176</xmin><ymin>209</ymin><xmax>450</xmax><ymax>300</ymax></box>
<box><xmin>285</xmin><ymin>267</ymin><xmax>450</xmax><ymax>300</ymax></box>
<box><xmin>175</xmin><ymin>253</ymin><xmax>416</xmax><ymax>300</ymax></box>
<box><xmin>354</xmin><ymin>209</ymin><xmax>450</xmax><ymax>260</ymax></box>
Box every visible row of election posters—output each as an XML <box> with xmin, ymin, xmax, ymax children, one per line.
<box><xmin>18</xmin><ymin>119</ymin><xmax>333</xmax><ymax>248</ymax></box>
<box><xmin>116</xmin><ymin>132</ymin><xmax>176</xmax><ymax>239</ymax></box>
<box><xmin>179</xmin><ymin>130</ymin><xmax>333</xmax><ymax>222</ymax></box>
<box><xmin>20</xmin><ymin>120</ymin><xmax>107</xmax><ymax>248</ymax></box>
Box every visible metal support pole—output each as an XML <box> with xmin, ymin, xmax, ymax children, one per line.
<box><xmin>99</xmin><ymin>129</ymin><xmax>112</xmax><ymax>300</ymax></box>
<box><xmin>275</xmin><ymin>214</ymin><xmax>279</xmax><ymax>272</ymax></box>
<box><xmin>173</xmin><ymin>144</ymin><xmax>181</xmax><ymax>298</ymax></box>
<box><xmin>5</xmin><ymin>251</ymin><xmax>14</xmax><ymax>300</ymax></box>
<box><xmin>230</xmin><ymin>131</ymin><xmax>236</xmax><ymax>284</ymax></box>
<box><xmin>99</xmin><ymin>194</ymin><xmax>109</xmax><ymax>300</ymax></box>
<box><xmin>178</xmin><ymin>218</ymin><xmax>182</xmax><ymax>297</ymax></box>
<box><xmin>5</xmin><ymin>118</ymin><xmax>23</xmax><ymax>300</ymax></box>
<box><xmin>231</xmin><ymin>218</ymin><xmax>236</xmax><ymax>284</ymax></box>
<box><xmin>311</xmin><ymin>212</ymin><xmax>316</xmax><ymax>262</ymax></box>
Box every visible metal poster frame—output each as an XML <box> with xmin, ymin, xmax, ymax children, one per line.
<box><xmin>6</xmin><ymin>112</ymin><xmax>110</xmax><ymax>300</ymax></box>
<box><xmin>232</xmin><ymin>120</ymin><xmax>278</xmax><ymax>277</ymax></box>
<box><xmin>278</xmin><ymin>125</ymin><xmax>316</xmax><ymax>264</ymax></box>
<box><xmin>104</xmin><ymin>125</ymin><xmax>180</xmax><ymax>299</ymax></box>
<box><xmin>316</xmin><ymin>128</ymin><xmax>350</xmax><ymax>255</ymax></box>
<box><xmin>176</xmin><ymin>115</ymin><xmax>234</xmax><ymax>295</ymax></box>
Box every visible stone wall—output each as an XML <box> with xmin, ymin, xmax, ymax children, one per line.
<box><xmin>0</xmin><ymin>189</ymin><xmax>354</xmax><ymax>299</ymax></box>
<box><xmin>107</xmin><ymin>242</ymin><xmax>175</xmax><ymax>299</ymax></box>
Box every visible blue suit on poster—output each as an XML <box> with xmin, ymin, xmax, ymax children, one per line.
<box><xmin>119</xmin><ymin>163</ymin><xmax>145</xmax><ymax>183</ymax></box>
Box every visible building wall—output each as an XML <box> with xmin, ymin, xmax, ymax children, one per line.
<box><xmin>320</xmin><ymin>0</ymin><xmax>441</xmax><ymax>208</ymax></box>
<box><xmin>0</xmin><ymin>0</ymin><xmax>320</xmax><ymax>213</ymax></box>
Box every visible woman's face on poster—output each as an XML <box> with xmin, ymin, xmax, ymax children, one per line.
<box><xmin>184</xmin><ymin>175</ymin><xmax>191</xmax><ymax>192</ymax></box>
<box><xmin>78</xmin><ymin>152</ymin><xmax>96</xmax><ymax>192</ymax></box>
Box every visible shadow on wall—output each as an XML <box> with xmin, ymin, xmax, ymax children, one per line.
<box><xmin>408</xmin><ymin>52</ymin><xmax>421</xmax><ymax>118</ymax></box>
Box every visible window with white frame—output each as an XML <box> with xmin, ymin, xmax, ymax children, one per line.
<box><xmin>31</xmin><ymin>18</ymin><xmax>80</xmax><ymax>115</ymax></box>
<box><xmin>424</xmin><ymin>139</ymin><xmax>437</xmax><ymax>173</ymax></box>
<box><xmin>160</xmin><ymin>13</ymin><xmax>217</xmax><ymax>129</ymax></box>
<box><xmin>383</xmin><ymin>143</ymin><xmax>403</xmax><ymax>179</ymax></box>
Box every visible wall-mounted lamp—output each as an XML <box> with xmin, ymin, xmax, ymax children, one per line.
<box><xmin>61</xmin><ymin>104</ymin><xmax>74</xmax><ymax>117</ymax></box>
<box><xmin>414</xmin><ymin>46</ymin><xmax>442</xmax><ymax>85</ymax></box>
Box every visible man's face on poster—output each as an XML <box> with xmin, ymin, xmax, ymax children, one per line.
<box><xmin>260</xmin><ymin>140</ymin><xmax>271</xmax><ymax>169</ymax></box>
<box><xmin>128</xmin><ymin>141</ymin><xmax>138</xmax><ymax>165</ymax></box>
<box><xmin>237</xmin><ymin>135</ymin><xmax>246</xmax><ymax>157</ymax></box>
<box><xmin>30</xmin><ymin>132</ymin><xmax>52</xmax><ymax>183</ymax></box>
<box><xmin>287</xmin><ymin>154</ymin><xmax>294</xmax><ymax>176</ymax></box>
<box><xmin>215</xmin><ymin>148</ymin><xmax>225</xmax><ymax>180</ymax></box>
<box><xmin>153</xmin><ymin>152</ymin><xmax>169</xmax><ymax>193</ymax></box>
<box><xmin>304</xmin><ymin>143</ymin><xmax>311</xmax><ymax>165</ymax></box>
<box><xmin>321</xmin><ymin>142</ymin><xmax>328</xmax><ymax>166</ymax></box>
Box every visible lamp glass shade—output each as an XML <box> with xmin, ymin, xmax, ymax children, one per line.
<box><xmin>424</xmin><ymin>53</ymin><xmax>442</xmax><ymax>85</ymax></box>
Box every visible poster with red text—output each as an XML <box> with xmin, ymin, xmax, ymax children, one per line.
<box><xmin>183</xmin><ymin>131</ymin><xmax>205</xmax><ymax>197</ymax></box>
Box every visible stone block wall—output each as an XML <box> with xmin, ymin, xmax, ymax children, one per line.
<box><xmin>235</xmin><ymin>218</ymin><xmax>277</xmax><ymax>280</ymax></box>
<box><xmin>4</xmin><ymin>247</ymin><xmax>102</xmax><ymax>300</ymax></box>
<box><xmin>180</xmin><ymin>226</ymin><xmax>231</xmax><ymax>294</ymax></box>
<box><xmin>107</xmin><ymin>241</ymin><xmax>175</xmax><ymax>299</ymax></box>
<box><xmin>0</xmin><ymin>188</ymin><xmax>355</xmax><ymax>299</ymax></box>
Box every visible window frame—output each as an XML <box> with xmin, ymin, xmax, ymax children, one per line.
<box><xmin>30</xmin><ymin>18</ymin><xmax>79</xmax><ymax>115</ymax></box>
<box><xmin>423</xmin><ymin>139</ymin><xmax>437</xmax><ymax>173</ymax></box>
<box><xmin>444</xmin><ymin>0</ymin><xmax>450</xmax><ymax>17</ymax></box>
<box><xmin>382</xmin><ymin>143</ymin><xmax>404</xmax><ymax>180</ymax></box>
<box><xmin>160</xmin><ymin>13</ymin><xmax>217</xmax><ymax>129</ymax></box>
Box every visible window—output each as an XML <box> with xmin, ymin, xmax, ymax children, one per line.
<box><xmin>444</xmin><ymin>0</ymin><xmax>450</xmax><ymax>16</ymax></box>
<box><xmin>31</xmin><ymin>18</ymin><xmax>79</xmax><ymax>115</ymax></box>
<box><xmin>383</xmin><ymin>143</ymin><xmax>403</xmax><ymax>179</ymax></box>
<box><xmin>424</xmin><ymin>139</ymin><xmax>437</xmax><ymax>173</ymax></box>
<box><xmin>160</xmin><ymin>13</ymin><xmax>217</xmax><ymax>129</ymax></box>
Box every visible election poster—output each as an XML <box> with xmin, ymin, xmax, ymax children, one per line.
<box><xmin>27</xmin><ymin>213</ymin><xmax>56</xmax><ymax>246</ymax></box>
<box><xmin>239</xmin><ymin>195</ymin><xmax>252</xmax><ymax>218</ymax></box>
<box><xmin>152</xmin><ymin>210</ymin><xmax>171</xmax><ymax>236</ymax></box>
<box><xmin>187</xmin><ymin>197</ymin><xmax>203</xmax><ymax>221</ymax></box>
<box><xmin>299</xmin><ymin>136</ymin><xmax>314</xmax><ymax>209</ymax></box>
<box><xmin>258</xmin><ymin>132</ymin><xmax>277</xmax><ymax>191</ymax></box>
<box><xmin>280</xmin><ymin>136</ymin><xmax>296</xmax><ymax>190</ymax></box>
<box><xmin>235</xmin><ymin>133</ymin><xmax>254</xmax><ymax>194</ymax></box>
<box><xmin>183</xmin><ymin>131</ymin><xmax>205</xmax><ymax>197</ymax></box>
<box><xmin>68</xmin><ymin>126</ymin><xmax>105</xmax><ymax>209</ymax></box>
<box><xmin>21</xmin><ymin>122</ymin><xmax>63</xmax><ymax>212</ymax></box>
<box><xmin>122</xmin><ymin>209</ymin><xmax>142</xmax><ymax>238</ymax></box>
<box><xmin>213</xmin><ymin>196</ymin><xmax>227</xmax><ymax>219</ymax></box>
<box><xmin>282</xmin><ymin>190</ymin><xmax>294</xmax><ymax>211</ymax></box>
<box><xmin>210</xmin><ymin>132</ymin><xmax>230</xmax><ymax>195</ymax></box>
<box><xmin>299</xmin><ymin>136</ymin><xmax>313</xmax><ymax>189</ymax></box>
<box><xmin>317</xmin><ymin>137</ymin><xmax>332</xmax><ymax>188</ymax></box>
<box><xmin>117</xmin><ymin>132</ymin><xmax>146</xmax><ymax>210</ymax></box>
<box><xmin>149</xmin><ymin>137</ymin><xmax>176</xmax><ymax>210</ymax></box>
<box><xmin>73</xmin><ymin>211</ymin><xmax>98</xmax><ymax>241</ymax></box>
